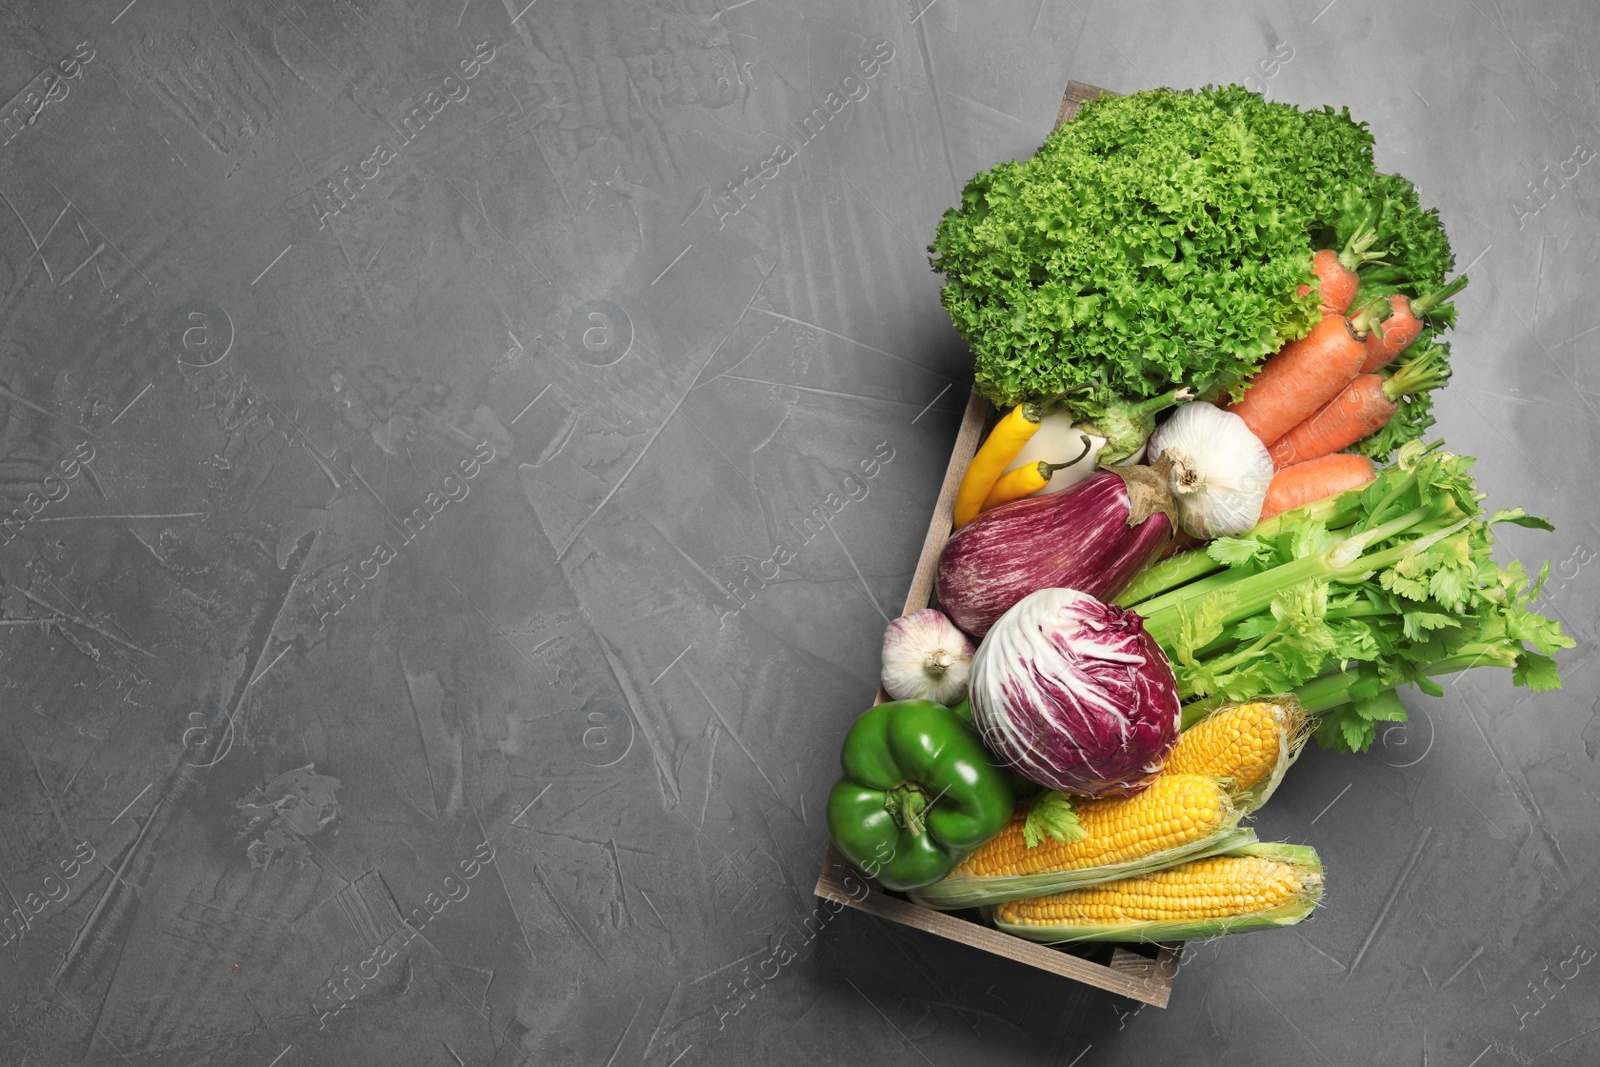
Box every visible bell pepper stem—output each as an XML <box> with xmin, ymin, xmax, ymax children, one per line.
<box><xmin>885</xmin><ymin>782</ymin><xmax>931</xmax><ymax>837</ymax></box>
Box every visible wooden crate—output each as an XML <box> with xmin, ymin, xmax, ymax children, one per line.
<box><xmin>811</xmin><ymin>80</ymin><xmax>1184</xmax><ymax>1008</ymax></box>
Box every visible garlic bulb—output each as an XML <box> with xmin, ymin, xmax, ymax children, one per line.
<box><xmin>1146</xmin><ymin>402</ymin><xmax>1274</xmax><ymax>539</ymax></box>
<box><xmin>881</xmin><ymin>609</ymin><xmax>975</xmax><ymax>705</ymax></box>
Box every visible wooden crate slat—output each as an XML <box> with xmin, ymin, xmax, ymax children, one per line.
<box><xmin>1053</xmin><ymin>79</ymin><xmax>1121</xmax><ymax>130</ymax></box>
<box><xmin>813</xmin><ymin>845</ymin><xmax>1173</xmax><ymax>1007</ymax></box>
<box><xmin>899</xmin><ymin>387</ymin><xmax>990</xmax><ymax>616</ymax></box>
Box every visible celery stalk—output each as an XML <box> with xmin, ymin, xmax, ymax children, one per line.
<box><xmin>1135</xmin><ymin>448</ymin><xmax>1573</xmax><ymax>753</ymax></box>
<box><xmin>1115</xmin><ymin>492</ymin><xmax>1365</xmax><ymax>608</ymax></box>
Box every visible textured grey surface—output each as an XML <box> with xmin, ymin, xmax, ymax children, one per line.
<box><xmin>0</xmin><ymin>1</ymin><xmax>1596</xmax><ymax>1065</ymax></box>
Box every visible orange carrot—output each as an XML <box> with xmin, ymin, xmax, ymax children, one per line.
<box><xmin>1294</xmin><ymin>216</ymin><xmax>1387</xmax><ymax>314</ymax></box>
<box><xmin>1296</xmin><ymin>249</ymin><xmax>1360</xmax><ymax>314</ymax></box>
<box><xmin>1260</xmin><ymin>453</ymin><xmax>1376</xmax><ymax>521</ymax></box>
<box><xmin>1358</xmin><ymin>295</ymin><xmax>1421</xmax><ymax>372</ymax></box>
<box><xmin>1269</xmin><ymin>347</ymin><xmax>1450</xmax><ymax>467</ymax></box>
<box><xmin>1269</xmin><ymin>376</ymin><xmax>1389</xmax><ymax>468</ymax></box>
<box><xmin>1270</xmin><ymin>377</ymin><xmax>1385</xmax><ymax>468</ymax></box>
<box><xmin>1227</xmin><ymin>310</ymin><xmax>1377</xmax><ymax>447</ymax></box>
<box><xmin>1359</xmin><ymin>275</ymin><xmax>1468</xmax><ymax>372</ymax></box>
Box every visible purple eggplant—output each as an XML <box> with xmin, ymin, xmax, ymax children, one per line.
<box><xmin>935</xmin><ymin>463</ymin><xmax>1176</xmax><ymax>638</ymax></box>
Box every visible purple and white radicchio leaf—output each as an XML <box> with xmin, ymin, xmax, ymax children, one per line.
<box><xmin>969</xmin><ymin>587</ymin><xmax>1181</xmax><ymax>797</ymax></box>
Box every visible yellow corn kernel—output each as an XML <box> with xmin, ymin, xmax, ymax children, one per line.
<box><xmin>956</xmin><ymin>774</ymin><xmax>1232</xmax><ymax>878</ymax></box>
<box><xmin>996</xmin><ymin>854</ymin><xmax>1312</xmax><ymax>926</ymax></box>
<box><xmin>1165</xmin><ymin>699</ymin><xmax>1304</xmax><ymax>790</ymax></box>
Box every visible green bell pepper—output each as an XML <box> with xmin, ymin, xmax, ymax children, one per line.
<box><xmin>826</xmin><ymin>699</ymin><xmax>1015</xmax><ymax>892</ymax></box>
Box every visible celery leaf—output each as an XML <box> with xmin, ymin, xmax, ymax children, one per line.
<box><xmin>1023</xmin><ymin>792</ymin><xmax>1084</xmax><ymax>848</ymax></box>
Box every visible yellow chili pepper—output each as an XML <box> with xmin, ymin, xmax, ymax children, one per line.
<box><xmin>980</xmin><ymin>434</ymin><xmax>1093</xmax><ymax>512</ymax></box>
<box><xmin>953</xmin><ymin>404</ymin><xmax>1043</xmax><ymax>529</ymax></box>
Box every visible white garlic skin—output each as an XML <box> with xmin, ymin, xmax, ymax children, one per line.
<box><xmin>1146</xmin><ymin>402</ymin><xmax>1275</xmax><ymax>539</ymax></box>
<box><xmin>881</xmin><ymin>608</ymin><xmax>975</xmax><ymax>705</ymax></box>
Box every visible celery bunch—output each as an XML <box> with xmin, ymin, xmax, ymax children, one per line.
<box><xmin>1119</xmin><ymin>442</ymin><xmax>1573</xmax><ymax>752</ymax></box>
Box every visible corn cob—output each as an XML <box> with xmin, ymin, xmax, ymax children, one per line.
<box><xmin>908</xmin><ymin>774</ymin><xmax>1255</xmax><ymax>911</ymax></box>
<box><xmin>999</xmin><ymin>852</ymin><xmax>1310</xmax><ymax>925</ymax></box>
<box><xmin>961</xmin><ymin>774</ymin><xmax>1233</xmax><ymax>877</ymax></box>
<box><xmin>1166</xmin><ymin>696</ymin><xmax>1309</xmax><ymax>811</ymax></box>
<box><xmin>991</xmin><ymin>842</ymin><xmax>1323</xmax><ymax>944</ymax></box>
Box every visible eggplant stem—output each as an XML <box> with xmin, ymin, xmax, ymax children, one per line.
<box><xmin>1129</xmin><ymin>385</ymin><xmax>1193</xmax><ymax>418</ymax></box>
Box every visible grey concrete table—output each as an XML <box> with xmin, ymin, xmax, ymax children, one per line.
<box><xmin>0</xmin><ymin>2</ymin><xmax>1595</xmax><ymax>1065</ymax></box>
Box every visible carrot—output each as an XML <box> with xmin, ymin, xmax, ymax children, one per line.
<box><xmin>980</xmin><ymin>435</ymin><xmax>1093</xmax><ymax>512</ymax></box>
<box><xmin>1227</xmin><ymin>310</ymin><xmax>1376</xmax><ymax>447</ymax></box>
<box><xmin>1359</xmin><ymin>275</ymin><xmax>1469</xmax><ymax>372</ymax></box>
<box><xmin>1269</xmin><ymin>346</ymin><xmax>1450</xmax><ymax>467</ymax></box>
<box><xmin>954</xmin><ymin>404</ymin><xmax>1042</xmax><ymax>528</ymax></box>
<box><xmin>1269</xmin><ymin>376</ymin><xmax>1390</xmax><ymax>468</ymax></box>
<box><xmin>1260</xmin><ymin>453</ymin><xmax>1377</xmax><ymax>521</ymax></box>
<box><xmin>1296</xmin><ymin>249</ymin><xmax>1359</xmax><ymax>314</ymax></box>
<box><xmin>1294</xmin><ymin>218</ymin><xmax>1387</xmax><ymax>314</ymax></box>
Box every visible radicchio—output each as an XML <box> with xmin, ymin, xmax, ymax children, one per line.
<box><xmin>969</xmin><ymin>587</ymin><xmax>1180</xmax><ymax>797</ymax></box>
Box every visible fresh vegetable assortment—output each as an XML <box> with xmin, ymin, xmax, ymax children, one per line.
<box><xmin>823</xmin><ymin>85</ymin><xmax>1569</xmax><ymax>961</ymax></box>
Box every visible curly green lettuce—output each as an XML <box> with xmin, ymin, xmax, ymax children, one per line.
<box><xmin>930</xmin><ymin>85</ymin><xmax>1455</xmax><ymax>429</ymax></box>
